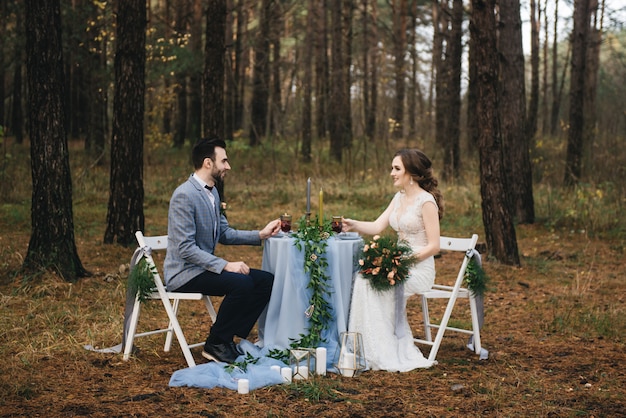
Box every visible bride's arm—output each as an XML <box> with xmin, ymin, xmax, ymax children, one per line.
<box><xmin>415</xmin><ymin>201</ymin><xmax>441</xmax><ymax>261</ymax></box>
<box><xmin>342</xmin><ymin>201</ymin><xmax>393</xmax><ymax>235</ymax></box>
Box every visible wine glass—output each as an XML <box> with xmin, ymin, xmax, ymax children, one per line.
<box><xmin>280</xmin><ymin>214</ymin><xmax>292</xmax><ymax>233</ymax></box>
<box><xmin>331</xmin><ymin>216</ymin><xmax>342</xmax><ymax>234</ymax></box>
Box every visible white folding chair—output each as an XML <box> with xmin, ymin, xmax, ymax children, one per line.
<box><xmin>123</xmin><ymin>231</ymin><xmax>217</xmax><ymax>368</ymax></box>
<box><xmin>413</xmin><ymin>234</ymin><xmax>483</xmax><ymax>362</ymax></box>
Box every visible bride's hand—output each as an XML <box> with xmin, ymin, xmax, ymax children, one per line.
<box><xmin>342</xmin><ymin>217</ymin><xmax>355</xmax><ymax>232</ymax></box>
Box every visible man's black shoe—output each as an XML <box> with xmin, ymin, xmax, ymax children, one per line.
<box><xmin>202</xmin><ymin>341</ymin><xmax>239</xmax><ymax>364</ymax></box>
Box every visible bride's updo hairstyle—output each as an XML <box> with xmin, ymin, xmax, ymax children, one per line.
<box><xmin>394</xmin><ymin>148</ymin><xmax>444</xmax><ymax>219</ymax></box>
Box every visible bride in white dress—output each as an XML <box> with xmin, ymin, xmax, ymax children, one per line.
<box><xmin>342</xmin><ymin>149</ymin><xmax>444</xmax><ymax>372</ymax></box>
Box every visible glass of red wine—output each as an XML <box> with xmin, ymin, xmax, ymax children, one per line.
<box><xmin>280</xmin><ymin>214</ymin><xmax>292</xmax><ymax>234</ymax></box>
<box><xmin>331</xmin><ymin>216</ymin><xmax>343</xmax><ymax>234</ymax></box>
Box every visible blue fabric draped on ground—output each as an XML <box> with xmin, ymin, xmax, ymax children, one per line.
<box><xmin>169</xmin><ymin>339</ymin><xmax>340</xmax><ymax>390</ymax></box>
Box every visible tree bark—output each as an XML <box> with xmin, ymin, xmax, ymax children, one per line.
<box><xmin>564</xmin><ymin>0</ymin><xmax>592</xmax><ymax>185</ymax></box>
<box><xmin>443</xmin><ymin>0</ymin><xmax>463</xmax><ymax>179</ymax></box>
<box><xmin>550</xmin><ymin>0</ymin><xmax>560</xmax><ymax>135</ymax></box>
<box><xmin>329</xmin><ymin>0</ymin><xmax>346</xmax><ymax>161</ymax></box>
<box><xmin>204</xmin><ymin>0</ymin><xmax>226</xmax><ymax>139</ymax></box>
<box><xmin>249</xmin><ymin>0</ymin><xmax>271</xmax><ymax>146</ymax></box>
<box><xmin>527</xmin><ymin>0</ymin><xmax>539</xmax><ymax>142</ymax></box>
<box><xmin>104</xmin><ymin>0</ymin><xmax>146</xmax><ymax>245</ymax></box>
<box><xmin>391</xmin><ymin>0</ymin><xmax>407</xmax><ymax>139</ymax></box>
<box><xmin>188</xmin><ymin>0</ymin><xmax>203</xmax><ymax>141</ymax></box>
<box><xmin>498</xmin><ymin>0</ymin><xmax>534</xmax><ymax>224</ymax></box>
<box><xmin>314</xmin><ymin>0</ymin><xmax>329</xmax><ymax>139</ymax></box>
<box><xmin>470</xmin><ymin>0</ymin><xmax>520</xmax><ymax>265</ymax></box>
<box><xmin>301</xmin><ymin>0</ymin><xmax>314</xmax><ymax>162</ymax></box>
<box><xmin>24</xmin><ymin>0</ymin><xmax>88</xmax><ymax>280</ymax></box>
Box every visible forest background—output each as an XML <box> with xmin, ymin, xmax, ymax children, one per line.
<box><xmin>1</xmin><ymin>0</ymin><xmax>626</xmax><ymax>416</ymax></box>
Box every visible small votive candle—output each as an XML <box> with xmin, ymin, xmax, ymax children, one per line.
<box><xmin>237</xmin><ymin>378</ymin><xmax>249</xmax><ymax>394</ymax></box>
<box><xmin>280</xmin><ymin>366</ymin><xmax>292</xmax><ymax>383</ymax></box>
<box><xmin>315</xmin><ymin>347</ymin><xmax>327</xmax><ymax>376</ymax></box>
<box><xmin>270</xmin><ymin>365</ymin><xmax>281</xmax><ymax>374</ymax></box>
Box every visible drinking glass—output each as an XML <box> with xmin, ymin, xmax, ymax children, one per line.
<box><xmin>331</xmin><ymin>216</ymin><xmax>342</xmax><ymax>234</ymax></box>
<box><xmin>280</xmin><ymin>214</ymin><xmax>292</xmax><ymax>233</ymax></box>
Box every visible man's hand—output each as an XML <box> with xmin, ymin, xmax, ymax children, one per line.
<box><xmin>224</xmin><ymin>261</ymin><xmax>250</xmax><ymax>275</ymax></box>
<box><xmin>259</xmin><ymin>219</ymin><xmax>281</xmax><ymax>239</ymax></box>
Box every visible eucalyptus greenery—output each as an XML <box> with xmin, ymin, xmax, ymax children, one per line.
<box><xmin>127</xmin><ymin>257</ymin><xmax>157</xmax><ymax>303</ymax></box>
<box><xmin>268</xmin><ymin>215</ymin><xmax>334</xmax><ymax>362</ymax></box>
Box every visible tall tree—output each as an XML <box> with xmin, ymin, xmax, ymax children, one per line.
<box><xmin>582</xmin><ymin>0</ymin><xmax>603</xmax><ymax>169</ymax></box>
<box><xmin>204</xmin><ymin>0</ymin><xmax>227</xmax><ymax>139</ymax></box>
<box><xmin>188</xmin><ymin>0</ymin><xmax>203</xmax><ymax>141</ymax></box>
<box><xmin>391</xmin><ymin>0</ymin><xmax>407</xmax><ymax>139</ymax></box>
<box><xmin>314</xmin><ymin>0</ymin><xmax>329</xmax><ymax>139</ymax></box>
<box><xmin>233</xmin><ymin>0</ymin><xmax>247</xmax><ymax>131</ymax></box>
<box><xmin>173</xmin><ymin>0</ymin><xmax>189</xmax><ymax>147</ymax></box>
<box><xmin>328</xmin><ymin>0</ymin><xmax>352</xmax><ymax>161</ymax></box>
<box><xmin>550</xmin><ymin>0</ymin><xmax>561</xmax><ymax>135</ymax></box>
<box><xmin>469</xmin><ymin>0</ymin><xmax>520</xmax><ymax>265</ymax></box>
<box><xmin>443</xmin><ymin>0</ymin><xmax>463</xmax><ymax>179</ymax></box>
<box><xmin>498</xmin><ymin>0</ymin><xmax>534</xmax><ymax>224</ymax></box>
<box><xmin>24</xmin><ymin>0</ymin><xmax>88</xmax><ymax>280</ymax></box>
<box><xmin>527</xmin><ymin>0</ymin><xmax>540</xmax><ymax>142</ymax></box>
<box><xmin>249</xmin><ymin>0</ymin><xmax>272</xmax><ymax>145</ymax></box>
<box><xmin>564</xmin><ymin>0</ymin><xmax>592</xmax><ymax>185</ymax></box>
<box><xmin>301</xmin><ymin>0</ymin><xmax>315</xmax><ymax>162</ymax></box>
<box><xmin>104</xmin><ymin>0</ymin><xmax>146</xmax><ymax>245</ymax></box>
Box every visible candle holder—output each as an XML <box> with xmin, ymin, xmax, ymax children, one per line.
<box><xmin>304</xmin><ymin>212</ymin><xmax>311</xmax><ymax>226</ymax></box>
<box><xmin>334</xmin><ymin>332</ymin><xmax>366</xmax><ymax>377</ymax></box>
<box><xmin>289</xmin><ymin>348</ymin><xmax>313</xmax><ymax>380</ymax></box>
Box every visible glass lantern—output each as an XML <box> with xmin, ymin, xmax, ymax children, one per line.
<box><xmin>334</xmin><ymin>332</ymin><xmax>366</xmax><ymax>377</ymax></box>
<box><xmin>289</xmin><ymin>348</ymin><xmax>314</xmax><ymax>380</ymax></box>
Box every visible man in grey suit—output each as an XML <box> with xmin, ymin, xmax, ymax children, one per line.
<box><xmin>164</xmin><ymin>138</ymin><xmax>281</xmax><ymax>364</ymax></box>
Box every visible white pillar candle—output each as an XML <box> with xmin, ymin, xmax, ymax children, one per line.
<box><xmin>271</xmin><ymin>365</ymin><xmax>281</xmax><ymax>374</ymax></box>
<box><xmin>293</xmin><ymin>366</ymin><xmax>308</xmax><ymax>380</ymax></box>
<box><xmin>340</xmin><ymin>353</ymin><xmax>355</xmax><ymax>377</ymax></box>
<box><xmin>315</xmin><ymin>347</ymin><xmax>327</xmax><ymax>376</ymax></box>
<box><xmin>280</xmin><ymin>366</ymin><xmax>292</xmax><ymax>383</ymax></box>
<box><xmin>237</xmin><ymin>378</ymin><xmax>249</xmax><ymax>394</ymax></box>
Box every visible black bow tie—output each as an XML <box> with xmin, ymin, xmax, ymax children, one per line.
<box><xmin>205</xmin><ymin>185</ymin><xmax>213</xmax><ymax>191</ymax></box>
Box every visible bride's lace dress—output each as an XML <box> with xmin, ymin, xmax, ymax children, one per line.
<box><xmin>348</xmin><ymin>191</ymin><xmax>436</xmax><ymax>372</ymax></box>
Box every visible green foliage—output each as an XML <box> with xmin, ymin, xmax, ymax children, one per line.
<box><xmin>225</xmin><ymin>352</ymin><xmax>260</xmax><ymax>373</ymax></box>
<box><xmin>284</xmin><ymin>378</ymin><xmax>340</xmax><ymax>403</ymax></box>
<box><xmin>290</xmin><ymin>216</ymin><xmax>334</xmax><ymax>349</ymax></box>
<box><xmin>463</xmin><ymin>257</ymin><xmax>488</xmax><ymax>297</ymax></box>
<box><xmin>127</xmin><ymin>257</ymin><xmax>155</xmax><ymax>303</ymax></box>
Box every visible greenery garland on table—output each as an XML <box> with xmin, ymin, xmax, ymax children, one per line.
<box><xmin>268</xmin><ymin>215</ymin><xmax>334</xmax><ymax>362</ymax></box>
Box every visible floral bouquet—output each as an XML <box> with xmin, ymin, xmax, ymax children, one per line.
<box><xmin>359</xmin><ymin>235</ymin><xmax>416</xmax><ymax>292</ymax></box>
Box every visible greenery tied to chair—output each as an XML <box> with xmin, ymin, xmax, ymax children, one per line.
<box><xmin>128</xmin><ymin>257</ymin><xmax>156</xmax><ymax>303</ymax></box>
<box><xmin>463</xmin><ymin>256</ymin><xmax>488</xmax><ymax>297</ymax></box>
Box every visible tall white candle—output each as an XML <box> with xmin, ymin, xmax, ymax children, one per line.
<box><xmin>271</xmin><ymin>365</ymin><xmax>281</xmax><ymax>374</ymax></box>
<box><xmin>306</xmin><ymin>177</ymin><xmax>311</xmax><ymax>213</ymax></box>
<box><xmin>315</xmin><ymin>347</ymin><xmax>327</xmax><ymax>376</ymax></box>
<box><xmin>340</xmin><ymin>353</ymin><xmax>355</xmax><ymax>377</ymax></box>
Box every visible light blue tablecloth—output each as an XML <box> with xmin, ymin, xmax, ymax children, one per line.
<box><xmin>257</xmin><ymin>235</ymin><xmax>363</xmax><ymax>366</ymax></box>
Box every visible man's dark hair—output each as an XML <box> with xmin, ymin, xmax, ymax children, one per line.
<box><xmin>191</xmin><ymin>137</ymin><xmax>227</xmax><ymax>169</ymax></box>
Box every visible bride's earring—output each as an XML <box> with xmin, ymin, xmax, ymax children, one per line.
<box><xmin>410</xmin><ymin>178</ymin><xmax>413</xmax><ymax>185</ymax></box>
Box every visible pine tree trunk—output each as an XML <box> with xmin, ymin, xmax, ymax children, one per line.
<box><xmin>203</xmin><ymin>0</ymin><xmax>226</xmax><ymax>139</ymax></box>
<box><xmin>499</xmin><ymin>0</ymin><xmax>534</xmax><ymax>224</ymax></box>
<box><xmin>24</xmin><ymin>0</ymin><xmax>88</xmax><ymax>281</ymax></box>
<box><xmin>104</xmin><ymin>0</ymin><xmax>146</xmax><ymax>246</ymax></box>
<box><xmin>565</xmin><ymin>0</ymin><xmax>591</xmax><ymax>185</ymax></box>
<box><xmin>301</xmin><ymin>0</ymin><xmax>314</xmax><ymax>162</ymax></box>
<box><xmin>470</xmin><ymin>0</ymin><xmax>520</xmax><ymax>266</ymax></box>
<box><xmin>188</xmin><ymin>0</ymin><xmax>203</xmax><ymax>141</ymax></box>
<box><xmin>249</xmin><ymin>0</ymin><xmax>271</xmax><ymax>146</ymax></box>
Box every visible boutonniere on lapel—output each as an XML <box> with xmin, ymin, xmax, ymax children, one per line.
<box><xmin>220</xmin><ymin>202</ymin><xmax>228</xmax><ymax>216</ymax></box>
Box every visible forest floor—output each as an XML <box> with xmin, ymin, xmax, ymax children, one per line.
<box><xmin>1</xmin><ymin>221</ymin><xmax>625</xmax><ymax>417</ymax></box>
